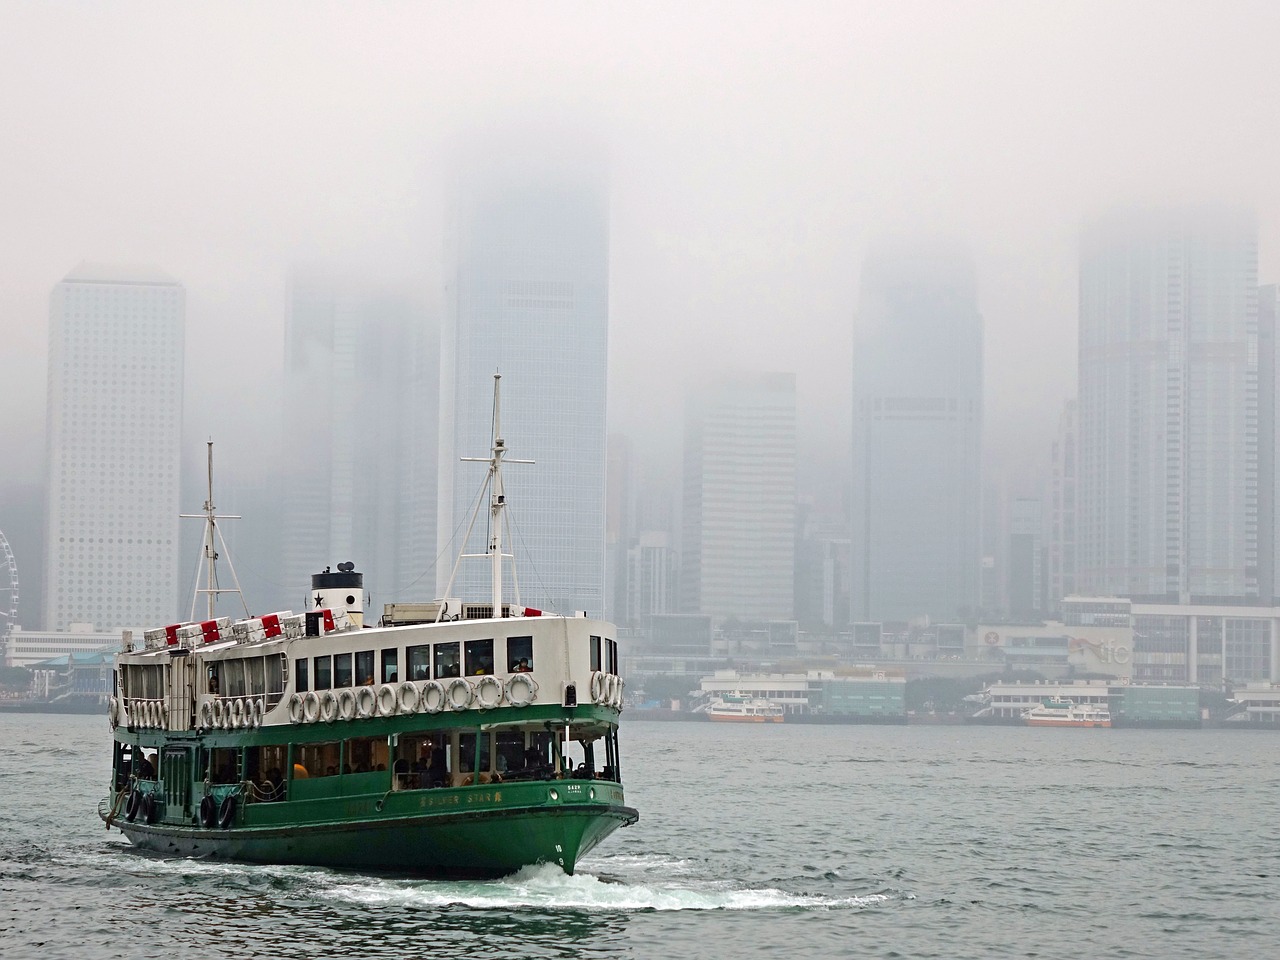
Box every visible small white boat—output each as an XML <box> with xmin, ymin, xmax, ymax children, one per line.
<box><xmin>1023</xmin><ymin>697</ymin><xmax>1111</xmax><ymax>728</ymax></box>
<box><xmin>702</xmin><ymin>693</ymin><xmax>784</xmax><ymax>723</ymax></box>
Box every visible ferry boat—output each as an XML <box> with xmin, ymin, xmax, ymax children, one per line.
<box><xmin>99</xmin><ymin>377</ymin><xmax>637</xmax><ymax>877</ymax></box>
<box><xmin>1022</xmin><ymin>697</ymin><xmax>1111</xmax><ymax>728</ymax></box>
<box><xmin>702</xmin><ymin>693</ymin><xmax>785</xmax><ymax>723</ymax></box>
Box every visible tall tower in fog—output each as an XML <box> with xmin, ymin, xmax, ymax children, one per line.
<box><xmin>851</xmin><ymin>239</ymin><xmax>983</xmax><ymax>623</ymax></box>
<box><xmin>43</xmin><ymin>264</ymin><xmax>184</xmax><ymax>631</ymax></box>
<box><xmin>280</xmin><ymin>272</ymin><xmax>437</xmax><ymax>612</ymax></box>
<box><xmin>681</xmin><ymin>373</ymin><xmax>796</xmax><ymax>620</ymax></box>
<box><xmin>438</xmin><ymin>157</ymin><xmax>609</xmax><ymax>616</ymax></box>
<box><xmin>1077</xmin><ymin>209</ymin><xmax>1258</xmax><ymax>602</ymax></box>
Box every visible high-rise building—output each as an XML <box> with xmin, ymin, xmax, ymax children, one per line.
<box><xmin>280</xmin><ymin>272</ymin><xmax>437</xmax><ymax>613</ymax></box>
<box><xmin>1258</xmin><ymin>284</ymin><xmax>1278</xmax><ymax>604</ymax></box>
<box><xmin>680</xmin><ymin>372</ymin><xmax>796</xmax><ymax>621</ymax></box>
<box><xmin>1008</xmin><ymin>497</ymin><xmax>1043</xmax><ymax>618</ymax></box>
<box><xmin>1077</xmin><ymin>209</ymin><xmax>1258</xmax><ymax>603</ymax></box>
<box><xmin>851</xmin><ymin>239</ymin><xmax>983</xmax><ymax>623</ymax></box>
<box><xmin>437</xmin><ymin>167</ymin><xmax>609</xmax><ymax>616</ymax></box>
<box><xmin>43</xmin><ymin>264</ymin><xmax>185</xmax><ymax>631</ymax></box>
<box><xmin>1044</xmin><ymin>399</ymin><xmax>1079</xmax><ymax>613</ymax></box>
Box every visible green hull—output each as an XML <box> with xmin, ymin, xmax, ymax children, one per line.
<box><xmin>102</xmin><ymin>780</ymin><xmax>636</xmax><ymax>878</ymax></box>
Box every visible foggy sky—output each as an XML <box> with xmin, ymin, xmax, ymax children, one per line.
<box><xmin>3</xmin><ymin>0</ymin><xmax>1280</xmax><ymax>508</ymax></box>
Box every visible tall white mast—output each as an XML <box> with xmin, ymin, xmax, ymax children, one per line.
<box><xmin>443</xmin><ymin>374</ymin><xmax>533</xmax><ymax>616</ymax></box>
<box><xmin>181</xmin><ymin>441</ymin><xmax>249</xmax><ymax>621</ymax></box>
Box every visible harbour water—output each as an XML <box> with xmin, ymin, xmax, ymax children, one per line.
<box><xmin>2</xmin><ymin>713</ymin><xmax>1277</xmax><ymax>959</ymax></box>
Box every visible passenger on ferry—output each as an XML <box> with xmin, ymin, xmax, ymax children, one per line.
<box><xmin>513</xmin><ymin>658</ymin><xmax>532</xmax><ymax>672</ymax></box>
<box><xmin>137</xmin><ymin>753</ymin><xmax>156</xmax><ymax>779</ymax></box>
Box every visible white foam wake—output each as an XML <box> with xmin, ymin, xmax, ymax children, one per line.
<box><xmin>315</xmin><ymin>862</ymin><xmax>888</xmax><ymax>913</ymax></box>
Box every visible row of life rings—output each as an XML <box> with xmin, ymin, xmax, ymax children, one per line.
<box><xmin>128</xmin><ymin>699</ymin><xmax>168</xmax><ymax>730</ymax></box>
<box><xmin>199</xmin><ymin>697</ymin><xmax>266</xmax><ymax>730</ymax></box>
<box><xmin>589</xmin><ymin>671</ymin><xmax>625</xmax><ymax>709</ymax></box>
<box><xmin>286</xmin><ymin>675</ymin><xmax>541</xmax><ymax>724</ymax></box>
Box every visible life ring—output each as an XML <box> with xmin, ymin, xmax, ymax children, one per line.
<box><xmin>253</xmin><ymin>698</ymin><xmax>266</xmax><ymax>725</ymax></box>
<box><xmin>376</xmin><ymin>684</ymin><xmax>398</xmax><ymax>717</ymax></box>
<box><xmin>474</xmin><ymin>675</ymin><xmax>503</xmax><ymax>709</ymax></box>
<box><xmin>200</xmin><ymin>700</ymin><xmax>214</xmax><ymax>728</ymax></box>
<box><xmin>506</xmin><ymin>674</ymin><xmax>537</xmax><ymax>708</ymax></box>
<box><xmin>108</xmin><ymin>695</ymin><xmax>119</xmax><ymax>731</ymax></box>
<box><xmin>218</xmin><ymin>795</ymin><xmax>237</xmax><ymax>829</ymax></box>
<box><xmin>613</xmin><ymin>676</ymin><xmax>625</xmax><ymax>709</ymax></box>
<box><xmin>124</xmin><ymin>789</ymin><xmax>142</xmax><ymax>822</ymax></box>
<box><xmin>590</xmin><ymin>671</ymin><xmax>607</xmax><ymax>705</ymax></box>
<box><xmin>338</xmin><ymin>688</ymin><xmax>357</xmax><ymax>721</ymax></box>
<box><xmin>421</xmin><ymin>680</ymin><xmax>445</xmax><ymax>714</ymax></box>
<box><xmin>356</xmin><ymin>685</ymin><xmax>377</xmax><ymax>719</ymax></box>
<box><xmin>321</xmin><ymin>690</ymin><xmax>339</xmax><ymax>723</ymax></box>
<box><xmin>398</xmin><ymin>681</ymin><xmax>420</xmax><ymax>714</ymax></box>
<box><xmin>287</xmin><ymin>693</ymin><xmax>304</xmax><ymax>724</ymax></box>
<box><xmin>303</xmin><ymin>691</ymin><xmax>321</xmax><ymax>723</ymax></box>
<box><xmin>142</xmin><ymin>793</ymin><xmax>158</xmax><ymax>825</ymax></box>
<box><xmin>150</xmin><ymin>701</ymin><xmax>161</xmax><ymax>728</ymax></box>
<box><xmin>232</xmin><ymin>698</ymin><xmax>245</xmax><ymax>728</ymax></box>
<box><xmin>199</xmin><ymin>794</ymin><xmax>217</xmax><ymax>829</ymax></box>
<box><xmin>158</xmin><ymin>703</ymin><xmax>169</xmax><ymax>731</ymax></box>
<box><xmin>446</xmin><ymin>677</ymin><xmax>473</xmax><ymax>711</ymax></box>
<box><xmin>211</xmin><ymin>699</ymin><xmax>224</xmax><ymax>729</ymax></box>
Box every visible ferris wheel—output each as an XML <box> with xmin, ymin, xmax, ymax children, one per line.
<box><xmin>0</xmin><ymin>528</ymin><xmax>17</xmax><ymax>645</ymax></box>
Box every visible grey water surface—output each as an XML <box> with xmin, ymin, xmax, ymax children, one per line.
<box><xmin>1</xmin><ymin>714</ymin><xmax>1277</xmax><ymax>959</ymax></box>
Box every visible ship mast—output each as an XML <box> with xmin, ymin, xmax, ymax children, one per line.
<box><xmin>181</xmin><ymin>441</ymin><xmax>250</xmax><ymax>621</ymax></box>
<box><xmin>442</xmin><ymin>374</ymin><xmax>533</xmax><ymax>617</ymax></box>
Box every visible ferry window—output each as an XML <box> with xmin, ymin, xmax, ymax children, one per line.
<box><xmin>295</xmin><ymin>741</ymin><xmax>341</xmax><ymax>779</ymax></box>
<box><xmin>246</xmin><ymin>745</ymin><xmax>287</xmax><ymax>802</ymax></box>
<box><xmin>334</xmin><ymin>652</ymin><xmax>354</xmax><ymax>688</ymax></box>
<box><xmin>247</xmin><ymin>656</ymin><xmax>266</xmax><ymax>696</ymax></box>
<box><xmin>506</xmin><ymin>636</ymin><xmax>533</xmax><ymax>673</ymax></box>
<box><xmin>294</xmin><ymin>658</ymin><xmax>309</xmax><ymax>693</ymax></box>
<box><xmin>314</xmin><ymin>655</ymin><xmax>332</xmax><ymax>691</ymax></box>
<box><xmin>223</xmin><ymin>659</ymin><xmax>246</xmax><ymax>697</ymax></box>
<box><xmin>210</xmin><ymin>747</ymin><xmax>239</xmax><ymax>784</ymax></box>
<box><xmin>590</xmin><ymin>635</ymin><xmax>601</xmax><ymax>672</ymax></box>
<box><xmin>355</xmin><ymin>650</ymin><xmax>375</xmax><ymax>686</ymax></box>
<box><xmin>207</xmin><ymin>664</ymin><xmax>222</xmax><ymax>695</ymax></box>
<box><xmin>607</xmin><ymin>640</ymin><xmax>618</xmax><ymax>674</ymax></box>
<box><xmin>408</xmin><ymin>644</ymin><xmax>431</xmax><ymax>681</ymax></box>
<box><xmin>495</xmin><ymin>731</ymin><xmax>526</xmax><ymax>775</ymax></box>
<box><xmin>380</xmin><ymin>648</ymin><xmax>399</xmax><ymax>684</ymax></box>
<box><xmin>458</xmin><ymin>732</ymin><xmax>492</xmax><ymax>777</ymax></box>
<box><xmin>346</xmin><ymin>736</ymin><xmax>389</xmax><ymax>774</ymax></box>
<box><xmin>266</xmin><ymin>655</ymin><xmax>285</xmax><ymax>695</ymax></box>
<box><xmin>465</xmin><ymin>639</ymin><xmax>494</xmax><ymax>676</ymax></box>
<box><xmin>434</xmin><ymin>642</ymin><xmax>460</xmax><ymax>679</ymax></box>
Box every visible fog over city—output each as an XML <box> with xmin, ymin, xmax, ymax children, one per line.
<box><xmin>3</xmin><ymin>1</ymin><xmax>1280</xmax><ymax>622</ymax></box>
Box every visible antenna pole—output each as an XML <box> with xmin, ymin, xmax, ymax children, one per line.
<box><xmin>490</xmin><ymin>373</ymin><xmax>504</xmax><ymax>615</ymax></box>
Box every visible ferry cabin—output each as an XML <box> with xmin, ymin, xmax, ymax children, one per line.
<box><xmin>109</xmin><ymin>610</ymin><xmax>627</xmax><ymax>836</ymax></box>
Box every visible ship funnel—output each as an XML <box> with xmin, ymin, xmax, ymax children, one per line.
<box><xmin>311</xmin><ymin>563</ymin><xmax>365</xmax><ymax>628</ymax></box>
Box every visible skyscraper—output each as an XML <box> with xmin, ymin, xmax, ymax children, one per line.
<box><xmin>1044</xmin><ymin>399</ymin><xmax>1079</xmax><ymax>613</ymax></box>
<box><xmin>437</xmin><ymin>165</ymin><xmax>609</xmax><ymax>616</ymax></box>
<box><xmin>43</xmin><ymin>264</ymin><xmax>185</xmax><ymax>631</ymax></box>
<box><xmin>1077</xmin><ymin>209</ymin><xmax>1258</xmax><ymax>602</ymax></box>
<box><xmin>280</xmin><ymin>272</ymin><xmax>437</xmax><ymax>612</ymax></box>
<box><xmin>681</xmin><ymin>372</ymin><xmax>796</xmax><ymax>621</ymax></box>
<box><xmin>851</xmin><ymin>239</ymin><xmax>983</xmax><ymax>623</ymax></box>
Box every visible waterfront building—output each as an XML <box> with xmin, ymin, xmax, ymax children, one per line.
<box><xmin>971</xmin><ymin>678</ymin><xmax>1200</xmax><ymax>727</ymax></box>
<box><xmin>42</xmin><ymin>264</ymin><xmax>184</xmax><ymax>631</ymax></box>
<box><xmin>437</xmin><ymin>166</ymin><xmax>609</xmax><ymax>617</ymax></box>
<box><xmin>1060</xmin><ymin>596</ymin><xmax>1279</xmax><ymax>684</ymax></box>
<box><xmin>851</xmin><ymin>238</ymin><xmax>983</xmax><ymax>622</ymax></box>
<box><xmin>280</xmin><ymin>272</ymin><xmax>437</xmax><ymax>612</ymax></box>
<box><xmin>680</xmin><ymin>372</ymin><xmax>796</xmax><ymax>620</ymax></box>
<box><xmin>1077</xmin><ymin>209</ymin><xmax>1259</xmax><ymax>602</ymax></box>
<box><xmin>698</xmin><ymin>669</ymin><xmax>907</xmax><ymax>722</ymax></box>
<box><xmin>4</xmin><ymin>623</ymin><xmax>122</xmax><ymax>669</ymax></box>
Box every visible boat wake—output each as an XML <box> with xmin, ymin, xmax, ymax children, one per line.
<box><xmin>310</xmin><ymin>861</ymin><xmax>890</xmax><ymax>913</ymax></box>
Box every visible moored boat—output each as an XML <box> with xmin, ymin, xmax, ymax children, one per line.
<box><xmin>99</xmin><ymin>377</ymin><xmax>637</xmax><ymax>877</ymax></box>
<box><xmin>1022</xmin><ymin>697</ymin><xmax>1111</xmax><ymax>728</ymax></box>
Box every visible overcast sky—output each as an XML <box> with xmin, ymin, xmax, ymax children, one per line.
<box><xmin>3</xmin><ymin>1</ymin><xmax>1280</xmax><ymax>504</ymax></box>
